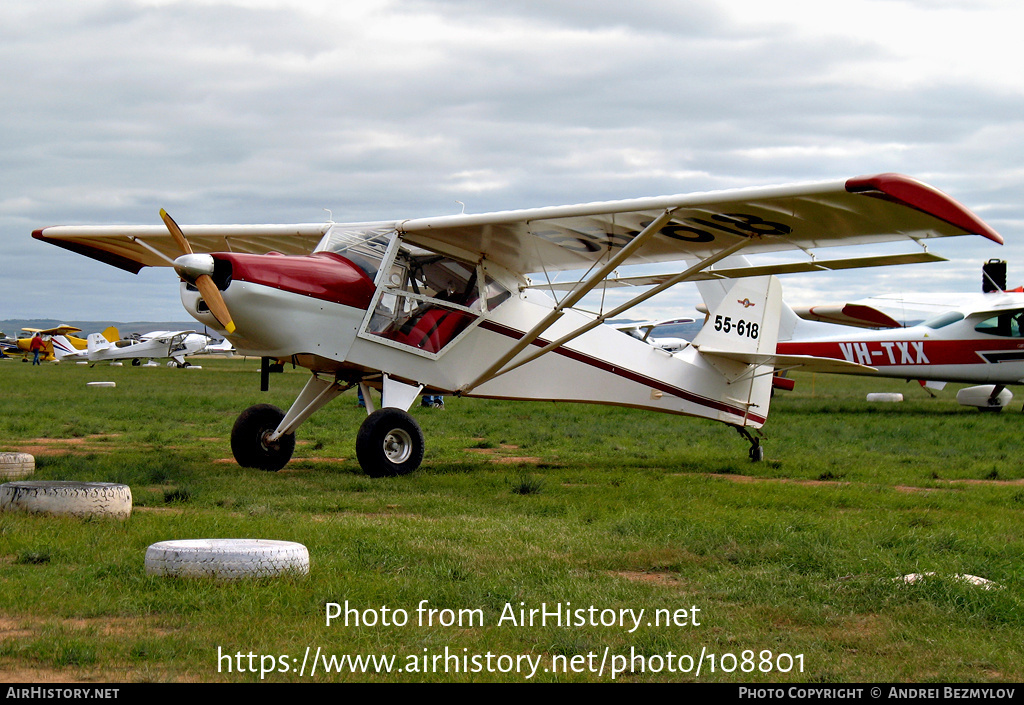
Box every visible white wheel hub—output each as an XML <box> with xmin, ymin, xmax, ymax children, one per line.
<box><xmin>383</xmin><ymin>428</ymin><xmax>413</xmax><ymax>464</ymax></box>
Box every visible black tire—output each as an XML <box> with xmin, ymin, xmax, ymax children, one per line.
<box><xmin>231</xmin><ymin>404</ymin><xmax>295</xmax><ymax>471</ymax></box>
<box><xmin>131</xmin><ymin>358</ymin><xmax>141</xmax><ymax>367</ymax></box>
<box><xmin>356</xmin><ymin>408</ymin><xmax>424</xmax><ymax>477</ymax></box>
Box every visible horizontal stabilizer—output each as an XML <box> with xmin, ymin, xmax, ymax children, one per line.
<box><xmin>694</xmin><ymin>348</ymin><xmax>876</xmax><ymax>375</ymax></box>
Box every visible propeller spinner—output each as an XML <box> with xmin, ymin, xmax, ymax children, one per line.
<box><xmin>160</xmin><ymin>209</ymin><xmax>236</xmax><ymax>334</ymax></box>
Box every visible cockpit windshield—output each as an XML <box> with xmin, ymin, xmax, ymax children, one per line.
<box><xmin>314</xmin><ymin>224</ymin><xmax>398</xmax><ymax>281</ymax></box>
<box><xmin>921</xmin><ymin>311</ymin><xmax>964</xmax><ymax>329</ymax></box>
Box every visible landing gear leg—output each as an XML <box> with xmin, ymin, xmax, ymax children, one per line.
<box><xmin>984</xmin><ymin>384</ymin><xmax>1006</xmax><ymax>412</ymax></box>
<box><xmin>733</xmin><ymin>425</ymin><xmax>764</xmax><ymax>462</ymax></box>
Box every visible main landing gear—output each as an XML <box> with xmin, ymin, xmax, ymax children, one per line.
<box><xmin>733</xmin><ymin>425</ymin><xmax>765</xmax><ymax>462</ymax></box>
<box><xmin>229</xmin><ymin>373</ymin><xmax>427</xmax><ymax>477</ymax></box>
<box><xmin>355</xmin><ymin>408</ymin><xmax>425</xmax><ymax>477</ymax></box>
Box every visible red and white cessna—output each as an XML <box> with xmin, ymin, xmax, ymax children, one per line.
<box><xmin>33</xmin><ymin>174</ymin><xmax>1001</xmax><ymax>473</ymax></box>
<box><xmin>776</xmin><ymin>279</ymin><xmax>1024</xmax><ymax>411</ymax></box>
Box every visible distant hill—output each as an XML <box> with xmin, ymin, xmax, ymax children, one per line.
<box><xmin>1</xmin><ymin>319</ymin><xmax>218</xmax><ymax>339</ymax></box>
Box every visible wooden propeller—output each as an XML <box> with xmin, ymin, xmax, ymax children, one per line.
<box><xmin>160</xmin><ymin>209</ymin><xmax>236</xmax><ymax>334</ymax></box>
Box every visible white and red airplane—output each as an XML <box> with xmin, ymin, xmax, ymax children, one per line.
<box><xmin>52</xmin><ymin>328</ymin><xmax>212</xmax><ymax>367</ymax></box>
<box><xmin>33</xmin><ymin>174</ymin><xmax>1000</xmax><ymax>473</ymax></box>
<box><xmin>775</xmin><ymin>282</ymin><xmax>1024</xmax><ymax>411</ymax></box>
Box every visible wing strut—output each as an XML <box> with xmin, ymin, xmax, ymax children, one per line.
<box><xmin>461</xmin><ymin>209</ymin><xmax>677</xmax><ymax>393</ymax></box>
<box><xmin>461</xmin><ymin>224</ymin><xmax>756</xmax><ymax>393</ymax></box>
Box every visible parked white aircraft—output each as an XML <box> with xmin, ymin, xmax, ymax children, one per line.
<box><xmin>615</xmin><ymin>318</ymin><xmax>695</xmax><ymax>353</ymax></box>
<box><xmin>54</xmin><ymin>328</ymin><xmax>211</xmax><ymax>367</ymax></box>
<box><xmin>33</xmin><ymin>173</ymin><xmax>1000</xmax><ymax>472</ymax></box>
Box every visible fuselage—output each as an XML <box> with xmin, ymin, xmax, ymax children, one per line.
<box><xmin>178</xmin><ymin>229</ymin><xmax>773</xmax><ymax>428</ymax></box>
<box><xmin>777</xmin><ymin>301</ymin><xmax>1024</xmax><ymax>385</ymax></box>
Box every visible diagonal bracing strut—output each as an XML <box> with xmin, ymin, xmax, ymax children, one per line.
<box><xmin>461</xmin><ymin>214</ymin><xmax>757</xmax><ymax>393</ymax></box>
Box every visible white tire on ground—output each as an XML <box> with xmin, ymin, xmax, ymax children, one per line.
<box><xmin>0</xmin><ymin>453</ymin><xmax>35</xmax><ymax>480</ymax></box>
<box><xmin>145</xmin><ymin>539</ymin><xmax>310</xmax><ymax>580</ymax></box>
<box><xmin>0</xmin><ymin>481</ymin><xmax>132</xmax><ymax>519</ymax></box>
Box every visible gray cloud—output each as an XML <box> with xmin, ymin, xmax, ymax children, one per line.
<box><xmin>2</xmin><ymin>0</ymin><xmax>1022</xmax><ymax>322</ymax></box>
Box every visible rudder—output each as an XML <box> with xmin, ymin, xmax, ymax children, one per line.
<box><xmin>692</xmin><ymin>275</ymin><xmax>783</xmax><ymax>429</ymax></box>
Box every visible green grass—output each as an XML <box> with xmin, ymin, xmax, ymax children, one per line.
<box><xmin>0</xmin><ymin>359</ymin><xmax>1021</xmax><ymax>682</ymax></box>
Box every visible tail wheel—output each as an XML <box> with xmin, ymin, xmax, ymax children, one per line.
<box><xmin>356</xmin><ymin>408</ymin><xmax>424</xmax><ymax>477</ymax></box>
<box><xmin>231</xmin><ymin>404</ymin><xmax>295</xmax><ymax>471</ymax></box>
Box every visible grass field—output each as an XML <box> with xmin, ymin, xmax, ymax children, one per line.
<box><xmin>0</xmin><ymin>357</ymin><xmax>1021</xmax><ymax>683</ymax></box>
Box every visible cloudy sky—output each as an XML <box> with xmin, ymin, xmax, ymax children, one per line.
<box><xmin>3</xmin><ymin>0</ymin><xmax>1023</xmax><ymax>324</ymax></box>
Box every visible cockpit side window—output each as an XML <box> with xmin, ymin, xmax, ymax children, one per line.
<box><xmin>974</xmin><ymin>311</ymin><xmax>1024</xmax><ymax>337</ymax></box>
<box><xmin>362</xmin><ymin>246</ymin><xmax>511</xmax><ymax>356</ymax></box>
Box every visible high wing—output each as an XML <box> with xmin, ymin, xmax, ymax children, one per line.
<box><xmin>32</xmin><ymin>224</ymin><xmax>333</xmax><ymax>273</ymax></box>
<box><xmin>791</xmin><ymin>303</ymin><xmax>903</xmax><ymax>329</ymax></box>
<box><xmin>33</xmin><ymin>174</ymin><xmax>1000</xmax><ymax>277</ymax></box>
<box><xmin>791</xmin><ymin>291</ymin><xmax>1024</xmax><ymax>329</ymax></box>
<box><xmin>397</xmin><ymin>173</ymin><xmax>1000</xmax><ymax>275</ymax></box>
<box><xmin>22</xmin><ymin>325</ymin><xmax>83</xmax><ymax>336</ymax></box>
<box><xmin>139</xmin><ymin>330</ymin><xmax>196</xmax><ymax>341</ymax></box>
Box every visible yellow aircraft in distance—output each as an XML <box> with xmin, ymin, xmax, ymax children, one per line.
<box><xmin>7</xmin><ymin>325</ymin><xmax>117</xmax><ymax>362</ymax></box>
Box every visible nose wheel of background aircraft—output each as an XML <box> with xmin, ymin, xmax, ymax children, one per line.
<box><xmin>231</xmin><ymin>404</ymin><xmax>296</xmax><ymax>471</ymax></box>
<box><xmin>356</xmin><ymin>408</ymin><xmax>425</xmax><ymax>477</ymax></box>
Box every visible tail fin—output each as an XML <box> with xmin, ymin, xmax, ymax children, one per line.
<box><xmin>50</xmin><ymin>335</ymin><xmax>79</xmax><ymax>361</ymax></box>
<box><xmin>86</xmin><ymin>332</ymin><xmax>111</xmax><ymax>356</ymax></box>
<box><xmin>692</xmin><ymin>275</ymin><xmax>782</xmax><ymax>428</ymax></box>
<box><xmin>101</xmin><ymin>326</ymin><xmax>120</xmax><ymax>343</ymax></box>
<box><xmin>696</xmin><ymin>271</ymin><xmax>800</xmax><ymax>342</ymax></box>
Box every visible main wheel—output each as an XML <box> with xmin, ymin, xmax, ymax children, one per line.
<box><xmin>231</xmin><ymin>404</ymin><xmax>295</xmax><ymax>471</ymax></box>
<box><xmin>749</xmin><ymin>442</ymin><xmax>764</xmax><ymax>462</ymax></box>
<box><xmin>356</xmin><ymin>408</ymin><xmax>425</xmax><ymax>477</ymax></box>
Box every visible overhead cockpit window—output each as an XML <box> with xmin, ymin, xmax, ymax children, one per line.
<box><xmin>974</xmin><ymin>311</ymin><xmax>1024</xmax><ymax>337</ymax></box>
<box><xmin>314</xmin><ymin>224</ymin><xmax>397</xmax><ymax>281</ymax></box>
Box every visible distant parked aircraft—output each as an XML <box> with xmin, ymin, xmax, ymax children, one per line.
<box><xmin>54</xmin><ymin>328</ymin><xmax>211</xmax><ymax>367</ymax></box>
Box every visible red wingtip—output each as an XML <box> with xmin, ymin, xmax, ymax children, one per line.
<box><xmin>846</xmin><ymin>173</ymin><xmax>1003</xmax><ymax>245</ymax></box>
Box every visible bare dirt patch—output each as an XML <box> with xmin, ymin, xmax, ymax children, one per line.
<box><xmin>7</xmin><ymin>435</ymin><xmax>122</xmax><ymax>456</ymax></box>
<box><xmin>465</xmin><ymin>447</ymin><xmax>542</xmax><ymax>464</ymax></box>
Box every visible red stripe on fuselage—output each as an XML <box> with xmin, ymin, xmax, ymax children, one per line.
<box><xmin>478</xmin><ymin>321</ymin><xmax>767</xmax><ymax>424</ymax></box>
<box><xmin>777</xmin><ymin>339</ymin><xmax>1024</xmax><ymax>366</ymax></box>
